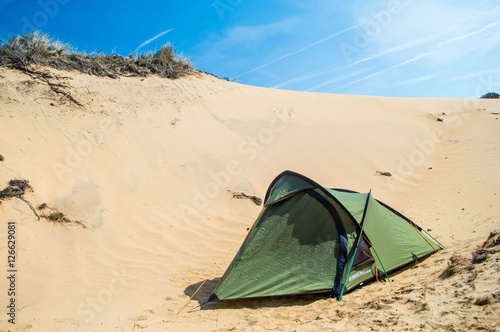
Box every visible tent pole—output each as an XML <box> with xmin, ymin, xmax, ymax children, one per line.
<box><xmin>338</xmin><ymin>190</ymin><xmax>372</xmax><ymax>301</ymax></box>
<box><xmin>421</xmin><ymin>228</ymin><xmax>445</xmax><ymax>249</ymax></box>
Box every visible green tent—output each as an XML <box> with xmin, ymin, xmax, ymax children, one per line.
<box><xmin>208</xmin><ymin>171</ymin><xmax>443</xmax><ymax>302</ymax></box>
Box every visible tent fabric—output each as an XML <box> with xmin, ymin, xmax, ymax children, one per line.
<box><xmin>208</xmin><ymin>170</ymin><xmax>443</xmax><ymax>302</ymax></box>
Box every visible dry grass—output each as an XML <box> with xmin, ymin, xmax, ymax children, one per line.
<box><xmin>0</xmin><ymin>31</ymin><xmax>194</xmax><ymax>79</ymax></box>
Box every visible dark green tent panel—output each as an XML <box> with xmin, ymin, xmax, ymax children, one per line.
<box><xmin>208</xmin><ymin>171</ymin><xmax>443</xmax><ymax>302</ymax></box>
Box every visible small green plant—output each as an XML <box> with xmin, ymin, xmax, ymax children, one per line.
<box><xmin>43</xmin><ymin>212</ymin><xmax>70</xmax><ymax>223</ymax></box>
<box><xmin>37</xmin><ymin>203</ymin><xmax>48</xmax><ymax>210</ymax></box>
<box><xmin>41</xmin><ymin>210</ymin><xmax>86</xmax><ymax>228</ymax></box>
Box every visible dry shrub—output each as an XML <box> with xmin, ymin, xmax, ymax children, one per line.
<box><xmin>0</xmin><ymin>31</ymin><xmax>69</xmax><ymax>69</ymax></box>
<box><xmin>482</xmin><ymin>231</ymin><xmax>500</xmax><ymax>248</ymax></box>
<box><xmin>0</xmin><ymin>179</ymin><xmax>32</xmax><ymax>201</ymax></box>
<box><xmin>440</xmin><ymin>254</ymin><xmax>469</xmax><ymax>278</ymax></box>
<box><xmin>473</xmin><ymin>296</ymin><xmax>493</xmax><ymax>306</ymax></box>
<box><xmin>0</xmin><ymin>32</ymin><xmax>194</xmax><ymax>79</ymax></box>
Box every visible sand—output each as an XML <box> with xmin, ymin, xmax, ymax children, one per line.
<box><xmin>0</xmin><ymin>66</ymin><xmax>499</xmax><ymax>331</ymax></box>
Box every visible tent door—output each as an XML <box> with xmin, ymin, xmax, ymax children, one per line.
<box><xmin>351</xmin><ymin>234</ymin><xmax>375</xmax><ymax>269</ymax></box>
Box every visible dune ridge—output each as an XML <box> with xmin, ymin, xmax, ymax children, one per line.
<box><xmin>0</xmin><ymin>66</ymin><xmax>499</xmax><ymax>331</ymax></box>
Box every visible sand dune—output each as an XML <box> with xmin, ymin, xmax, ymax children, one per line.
<box><xmin>0</xmin><ymin>67</ymin><xmax>499</xmax><ymax>331</ymax></box>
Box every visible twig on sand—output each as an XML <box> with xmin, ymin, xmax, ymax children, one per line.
<box><xmin>17</xmin><ymin>196</ymin><xmax>40</xmax><ymax>220</ymax></box>
<box><xmin>22</xmin><ymin>66</ymin><xmax>83</xmax><ymax>107</ymax></box>
<box><xmin>232</xmin><ymin>192</ymin><xmax>263</xmax><ymax>205</ymax></box>
<box><xmin>0</xmin><ymin>179</ymin><xmax>40</xmax><ymax>220</ymax></box>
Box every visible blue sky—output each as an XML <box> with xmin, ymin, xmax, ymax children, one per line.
<box><xmin>1</xmin><ymin>0</ymin><xmax>499</xmax><ymax>98</ymax></box>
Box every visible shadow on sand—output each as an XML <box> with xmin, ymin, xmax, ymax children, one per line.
<box><xmin>183</xmin><ymin>278</ymin><xmax>332</xmax><ymax>311</ymax></box>
<box><xmin>183</xmin><ymin>277</ymin><xmax>221</xmax><ymax>305</ymax></box>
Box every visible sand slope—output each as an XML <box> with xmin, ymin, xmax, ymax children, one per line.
<box><xmin>0</xmin><ymin>67</ymin><xmax>499</xmax><ymax>331</ymax></box>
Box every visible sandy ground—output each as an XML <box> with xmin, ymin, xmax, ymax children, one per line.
<box><xmin>0</xmin><ymin>66</ymin><xmax>499</xmax><ymax>331</ymax></box>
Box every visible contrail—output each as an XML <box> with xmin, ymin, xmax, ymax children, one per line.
<box><xmin>233</xmin><ymin>22</ymin><xmax>365</xmax><ymax>80</ymax></box>
<box><xmin>349</xmin><ymin>31</ymin><xmax>449</xmax><ymax>66</ymax></box>
<box><xmin>234</xmin><ymin>0</ymin><xmax>417</xmax><ymax>80</ymax></box>
<box><xmin>332</xmin><ymin>52</ymin><xmax>433</xmax><ymax>91</ymax></box>
<box><xmin>332</xmin><ymin>21</ymin><xmax>500</xmax><ymax>91</ymax></box>
<box><xmin>134</xmin><ymin>28</ymin><xmax>175</xmax><ymax>53</ymax></box>
<box><xmin>270</xmin><ymin>64</ymin><xmax>342</xmax><ymax>89</ymax></box>
<box><xmin>437</xmin><ymin>22</ymin><xmax>499</xmax><ymax>47</ymax></box>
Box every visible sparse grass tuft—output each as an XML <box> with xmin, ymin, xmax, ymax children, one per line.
<box><xmin>41</xmin><ymin>210</ymin><xmax>86</xmax><ymax>228</ymax></box>
<box><xmin>43</xmin><ymin>212</ymin><xmax>70</xmax><ymax>223</ymax></box>
<box><xmin>474</xmin><ymin>296</ymin><xmax>493</xmax><ymax>306</ymax></box>
<box><xmin>0</xmin><ymin>32</ymin><xmax>194</xmax><ymax>79</ymax></box>
<box><xmin>37</xmin><ymin>203</ymin><xmax>47</xmax><ymax>210</ymax></box>
<box><xmin>155</xmin><ymin>44</ymin><xmax>176</xmax><ymax>64</ymax></box>
<box><xmin>133</xmin><ymin>43</ymin><xmax>193</xmax><ymax>79</ymax></box>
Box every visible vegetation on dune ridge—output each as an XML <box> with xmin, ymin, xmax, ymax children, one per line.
<box><xmin>480</xmin><ymin>92</ymin><xmax>500</xmax><ymax>99</ymax></box>
<box><xmin>0</xmin><ymin>31</ymin><xmax>194</xmax><ymax>79</ymax></box>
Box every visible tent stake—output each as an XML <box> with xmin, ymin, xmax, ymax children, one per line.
<box><xmin>371</xmin><ymin>246</ymin><xmax>390</xmax><ymax>282</ymax></box>
<box><xmin>176</xmin><ymin>225</ymin><xmax>251</xmax><ymax>315</ymax></box>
